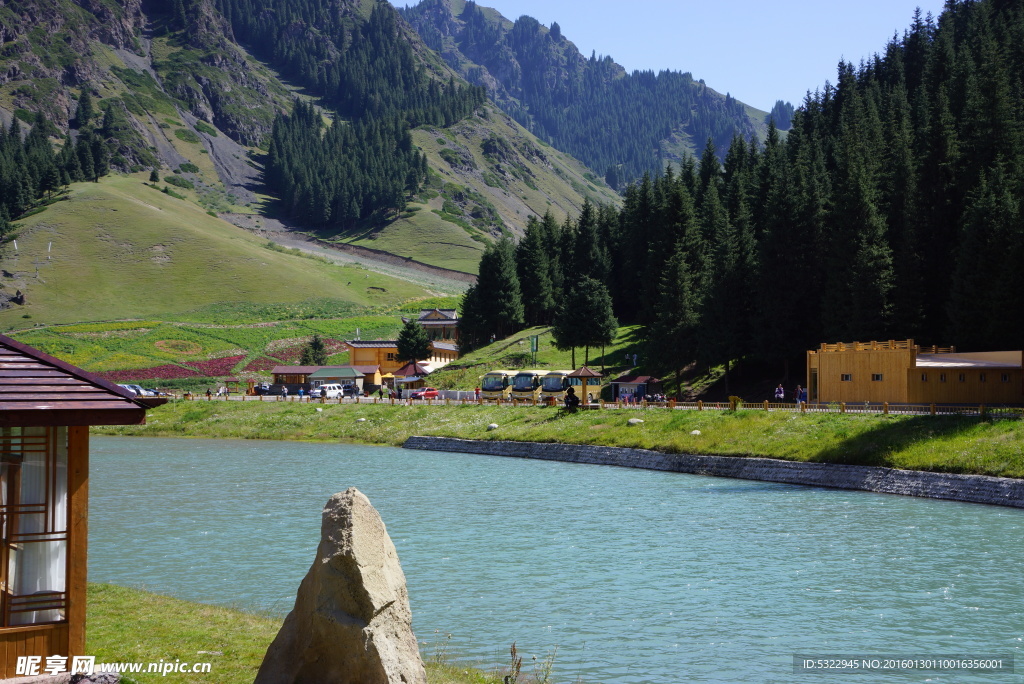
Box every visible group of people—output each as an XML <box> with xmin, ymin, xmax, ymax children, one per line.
<box><xmin>773</xmin><ymin>384</ymin><xmax>808</xmax><ymax>404</ymax></box>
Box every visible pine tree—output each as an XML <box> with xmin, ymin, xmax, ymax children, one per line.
<box><xmin>396</xmin><ymin>320</ymin><xmax>432</xmax><ymax>363</ymax></box>
<box><xmin>299</xmin><ymin>334</ymin><xmax>328</xmax><ymax>366</ymax></box>
<box><xmin>516</xmin><ymin>216</ymin><xmax>556</xmax><ymax>325</ymax></box>
<box><xmin>76</xmin><ymin>89</ymin><xmax>94</xmax><ymax>128</ymax></box>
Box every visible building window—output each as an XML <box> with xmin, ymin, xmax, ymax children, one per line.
<box><xmin>871</xmin><ymin>373</ymin><xmax>883</xmax><ymax>381</ymax></box>
<box><xmin>386</xmin><ymin>353</ymin><xmax>395</xmax><ymax>361</ymax></box>
<box><xmin>1</xmin><ymin>426</ymin><xmax>68</xmax><ymax>627</ymax></box>
<box><xmin>979</xmin><ymin>373</ymin><xmax>986</xmax><ymax>382</ymax></box>
<box><xmin>939</xmin><ymin>373</ymin><xmax>946</xmax><ymax>383</ymax></box>
<box><xmin>921</xmin><ymin>373</ymin><xmax>928</xmax><ymax>382</ymax></box>
<box><xmin>1001</xmin><ymin>373</ymin><xmax>1010</xmax><ymax>383</ymax></box>
<box><xmin>959</xmin><ymin>373</ymin><xmax>966</xmax><ymax>382</ymax></box>
<box><xmin>840</xmin><ymin>374</ymin><xmax>852</xmax><ymax>382</ymax></box>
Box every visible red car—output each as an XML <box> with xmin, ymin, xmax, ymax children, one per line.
<box><xmin>410</xmin><ymin>387</ymin><xmax>439</xmax><ymax>399</ymax></box>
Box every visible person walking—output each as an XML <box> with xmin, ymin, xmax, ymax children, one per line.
<box><xmin>774</xmin><ymin>384</ymin><xmax>785</xmax><ymax>403</ymax></box>
<box><xmin>794</xmin><ymin>385</ymin><xmax>803</xmax><ymax>405</ymax></box>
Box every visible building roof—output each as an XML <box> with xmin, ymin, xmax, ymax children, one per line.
<box><xmin>568</xmin><ymin>366</ymin><xmax>603</xmax><ymax>378</ymax></box>
<box><xmin>0</xmin><ymin>334</ymin><xmax>147</xmax><ymax>427</ymax></box>
<box><xmin>308</xmin><ymin>367</ymin><xmax>363</xmax><ymax>380</ymax></box>
<box><xmin>344</xmin><ymin>340</ymin><xmax>398</xmax><ymax>349</ymax></box>
<box><xmin>393</xmin><ymin>361</ymin><xmax>430</xmax><ymax>377</ymax></box>
<box><xmin>419</xmin><ymin>309</ymin><xmax>458</xmax><ymax>320</ymax></box>
<box><xmin>270</xmin><ymin>366</ymin><xmax>321</xmax><ymax>375</ymax></box>
<box><xmin>611</xmin><ymin>375</ymin><xmax>661</xmax><ymax>385</ymax></box>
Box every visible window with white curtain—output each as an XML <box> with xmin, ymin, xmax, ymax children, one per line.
<box><xmin>1</xmin><ymin>426</ymin><xmax>68</xmax><ymax>626</ymax></box>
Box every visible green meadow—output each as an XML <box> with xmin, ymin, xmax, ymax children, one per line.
<box><xmin>0</xmin><ymin>176</ymin><xmax>432</xmax><ymax>329</ymax></box>
<box><xmin>87</xmin><ymin>584</ymin><xmax>504</xmax><ymax>684</ymax></box>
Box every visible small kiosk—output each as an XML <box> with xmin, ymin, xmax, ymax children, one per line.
<box><xmin>0</xmin><ymin>334</ymin><xmax>147</xmax><ymax>677</ymax></box>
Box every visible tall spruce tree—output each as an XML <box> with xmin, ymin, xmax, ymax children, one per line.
<box><xmin>396</xmin><ymin>320</ymin><xmax>432</xmax><ymax>363</ymax></box>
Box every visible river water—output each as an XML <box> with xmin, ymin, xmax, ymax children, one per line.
<box><xmin>88</xmin><ymin>437</ymin><xmax>1023</xmax><ymax>683</ymax></box>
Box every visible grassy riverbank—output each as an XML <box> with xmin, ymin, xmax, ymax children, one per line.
<box><xmin>87</xmin><ymin>584</ymin><xmax>504</xmax><ymax>683</ymax></box>
<box><xmin>94</xmin><ymin>400</ymin><xmax>1024</xmax><ymax>478</ymax></box>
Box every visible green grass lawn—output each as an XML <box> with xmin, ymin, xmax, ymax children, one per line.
<box><xmin>95</xmin><ymin>400</ymin><xmax>1024</xmax><ymax>478</ymax></box>
<box><xmin>87</xmin><ymin>583</ymin><xmax>513</xmax><ymax>684</ymax></box>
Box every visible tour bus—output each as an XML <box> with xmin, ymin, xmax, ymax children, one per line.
<box><xmin>509</xmin><ymin>369</ymin><xmax>547</xmax><ymax>402</ymax></box>
<box><xmin>540</xmin><ymin>370</ymin><xmax>602</xmax><ymax>404</ymax></box>
<box><xmin>479</xmin><ymin>370</ymin><xmax>516</xmax><ymax>401</ymax></box>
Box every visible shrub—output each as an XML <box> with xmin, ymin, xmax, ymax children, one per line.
<box><xmin>179</xmin><ymin>162</ymin><xmax>200</xmax><ymax>173</ymax></box>
<box><xmin>164</xmin><ymin>175</ymin><xmax>194</xmax><ymax>190</ymax></box>
<box><xmin>194</xmin><ymin>121</ymin><xmax>217</xmax><ymax>137</ymax></box>
<box><xmin>174</xmin><ymin>129</ymin><xmax>200</xmax><ymax>144</ymax></box>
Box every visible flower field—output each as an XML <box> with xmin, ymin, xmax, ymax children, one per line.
<box><xmin>9</xmin><ymin>311</ymin><xmax>418</xmax><ymax>382</ymax></box>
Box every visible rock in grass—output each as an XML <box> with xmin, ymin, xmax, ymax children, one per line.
<box><xmin>628</xmin><ymin>418</ymin><xmax>644</xmax><ymax>426</ymax></box>
<box><xmin>356</xmin><ymin>417</ymin><xmax>366</xmax><ymax>422</ymax></box>
<box><xmin>691</xmin><ymin>429</ymin><xmax>701</xmax><ymax>435</ymax></box>
<box><xmin>254</xmin><ymin>488</ymin><xmax>426</xmax><ymax>684</ymax></box>
<box><xmin>487</xmin><ymin>423</ymin><xmax>499</xmax><ymax>431</ymax></box>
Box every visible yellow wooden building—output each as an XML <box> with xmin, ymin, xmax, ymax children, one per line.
<box><xmin>807</xmin><ymin>340</ymin><xmax>1024</xmax><ymax>404</ymax></box>
<box><xmin>342</xmin><ymin>340</ymin><xmax>458</xmax><ymax>375</ymax></box>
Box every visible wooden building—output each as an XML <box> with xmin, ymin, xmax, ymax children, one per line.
<box><xmin>807</xmin><ymin>340</ymin><xmax>1024</xmax><ymax>404</ymax></box>
<box><xmin>342</xmin><ymin>340</ymin><xmax>458</xmax><ymax>375</ymax></box>
<box><xmin>402</xmin><ymin>309</ymin><xmax>460</xmax><ymax>343</ymax></box>
<box><xmin>0</xmin><ymin>335</ymin><xmax>147</xmax><ymax>677</ymax></box>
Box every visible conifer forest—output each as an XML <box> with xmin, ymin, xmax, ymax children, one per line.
<box><xmin>460</xmin><ymin>0</ymin><xmax>1024</xmax><ymax>377</ymax></box>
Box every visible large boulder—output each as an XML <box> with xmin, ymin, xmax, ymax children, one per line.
<box><xmin>254</xmin><ymin>488</ymin><xmax>426</xmax><ymax>684</ymax></box>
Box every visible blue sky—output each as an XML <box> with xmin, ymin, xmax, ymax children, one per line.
<box><xmin>398</xmin><ymin>0</ymin><xmax>947</xmax><ymax>112</ymax></box>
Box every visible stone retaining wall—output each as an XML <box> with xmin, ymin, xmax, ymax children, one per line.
<box><xmin>403</xmin><ymin>437</ymin><xmax>1024</xmax><ymax>509</ymax></box>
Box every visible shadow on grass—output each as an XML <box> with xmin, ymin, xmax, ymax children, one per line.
<box><xmin>809</xmin><ymin>414</ymin><xmax>983</xmax><ymax>468</ymax></box>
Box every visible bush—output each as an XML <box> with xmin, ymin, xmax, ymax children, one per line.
<box><xmin>194</xmin><ymin>121</ymin><xmax>217</xmax><ymax>137</ymax></box>
<box><xmin>174</xmin><ymin>129</ymin><xmax>200</xmax><ymax>144</ymax></box>
<box><xmin>179</xmin><ymin>162</ymin><xmax>200</xmax><ymax>173</ymax></box>
<box><xmin>164</xmin><ymin>175</ymin><xmax>194</xmax><ymax>190</ymax></box>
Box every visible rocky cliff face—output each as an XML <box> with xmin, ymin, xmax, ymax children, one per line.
<box><xmin>0</xmin><ymin>0</ymin><xmax>287</xmax><ymax>146</ymax></box>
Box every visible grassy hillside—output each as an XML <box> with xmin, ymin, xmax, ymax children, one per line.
<box><xmin>311</xmin><ymin>104</ymin><xmax>621</xmax><ymax>274</ymax></box>
<box><xmin>0</xmin><ymin>176</ymin><xmax>432</xmax><ymax>329</ymax></box>
<box><xmin>426</xmin><ymin>325</ymin><xmax>645</xmax><ymax>392</ymax></box>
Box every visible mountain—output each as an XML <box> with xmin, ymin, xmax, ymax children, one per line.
<box><xmin>0</xmin><ymin>0</ymin><xmax>615</xmax><ymax>323</ymax></box>
<box><xmin>399</xmin><ymin>0</ymin><xmax>772</xmax><ymax>186</ymax></box>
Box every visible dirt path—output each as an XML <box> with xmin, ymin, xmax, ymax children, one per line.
<box><xmin>222</xmin><ymin>214</ymin><xmax>474</xmax><ymax>294</ymax></box>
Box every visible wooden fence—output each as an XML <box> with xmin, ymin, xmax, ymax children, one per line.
<box><xmin>173</xmin><ymin>392</ymin><xmax>1021</xmax><ymax>418</ymax></box>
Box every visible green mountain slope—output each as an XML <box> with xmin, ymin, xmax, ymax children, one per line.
<box><xmin>0</xmin><ymin>176</ymin><xmax>430</xmax><ymax>328</ymax></box>
<box><xmin>0</xmin><ymin>0</ymin><xmax>614</xmax><ymax>281</ymax></box>
<box><xmin>400</xmin><ymin>0</ymin><xmax>773</xmax><ymax>183</ymax></box>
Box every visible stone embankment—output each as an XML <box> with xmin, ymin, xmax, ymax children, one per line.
<box><xmin>403</xmin><ymin>437</ymin><xmax>1024</xmax><ymax>509</ymax></box>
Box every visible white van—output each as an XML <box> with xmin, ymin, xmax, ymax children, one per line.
<box><xmin>316</xmin><ymin>384</ymin><xmax>345</xmax><ymax>398</ymax></box>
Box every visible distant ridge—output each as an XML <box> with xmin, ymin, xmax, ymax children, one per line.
<box><xmin>400</xmin><ymin>0</ymin><xmax>770</xmax><ymax>185</ymax></box>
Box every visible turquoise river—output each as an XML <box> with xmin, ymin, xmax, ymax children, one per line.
<box><xmin>89</xmin><ymin>437</ymin><xmax>1023</xmax><ymax>683</ymax></box>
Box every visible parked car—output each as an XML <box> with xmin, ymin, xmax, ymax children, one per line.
<box><xmin>342</xmin><ymin>384</ymin><xmax>360</xmax><ymax>397</ymax></box>
<box><xmin>410</xmin><ymin>387</ymin><xmax>439</xmax><ymax>400</ymax></box>
<box><xmin>126</xmin><ymin>384</ymin><xmax>156</xmax><ymax>397</ymax></box>
<box><xmin>314</xmin><ymin>384</ymin><xmax>346</xmax><ymax>399</ymax></box>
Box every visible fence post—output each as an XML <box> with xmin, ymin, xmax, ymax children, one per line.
<box><xmin>883</xmin><ymin>402</ymin><xmax>889</xmax><ymax>415</ymax></box>
<box><xmin>764</xmin><ymin>400</ymin><xmax>769</xmax><ymax>412</ymax></box>
<box><xmin>800</xmin><ymin>401</ymin><xmax>806</xmax><ymax>413</ymax></box>
<box><xmin>840</xmin><ymin>402</ymin><xmax>846</xmax><ymax>414</ymax></box>
<box><xmin>697</xmin><ymin>400</ymin><xmax>703</xmax><ymax>411</ymax></box>
<box><xmin>980</xmin><ymin>403</ymin><xmax>987</xmax><ymax>418</ymax></box>
<box><xmin>930</xmin><ymin>403</ymin><xmax>936</xmax><ymax>416</ymax></box>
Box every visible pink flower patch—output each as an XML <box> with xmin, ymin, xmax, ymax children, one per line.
<box><xmin>182</xmin><ymin>355</ymin><xmax>246</xmax><ymax>377</ymax></box>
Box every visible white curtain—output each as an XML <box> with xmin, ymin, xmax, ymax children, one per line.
<box><xmin>10</xmin><ymin>426</ymin><xmax>67</xmax><ymax>625</ymax></box>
